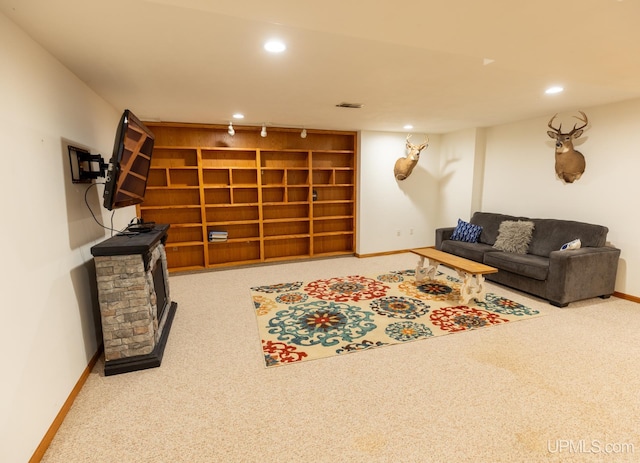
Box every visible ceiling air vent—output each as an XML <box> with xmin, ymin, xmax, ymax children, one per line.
<box><xmin>335</xmin><ymin>102</ymin><xmax>364</xmax><ymax>109</ymax></box>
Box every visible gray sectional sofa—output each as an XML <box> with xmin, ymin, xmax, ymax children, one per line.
<box><xmin>435</xmin><ymin>212</ymin><xmax>621</xmax><ymax>307</ymax></box>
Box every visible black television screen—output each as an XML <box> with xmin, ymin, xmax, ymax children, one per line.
<box><xmin>103</xmin><ymin>109</ymin><xmax>155</xmax><ymax>211</ymax></box>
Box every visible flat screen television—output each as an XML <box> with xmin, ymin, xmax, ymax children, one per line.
<box><xmin>103</xmin><ymin>109</ymin><xmax>155</xmax><ymax>211</ymax></box>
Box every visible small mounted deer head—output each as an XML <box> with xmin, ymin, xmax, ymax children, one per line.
<box><xmin>394</xmin><ymin>134</ymin><xmax>429</xmax><ymax>181</ymax></box>
<box><xmin>546</xmin><ymin>111</ymin><xmax>588</xmax><ymax>183</ymax></box>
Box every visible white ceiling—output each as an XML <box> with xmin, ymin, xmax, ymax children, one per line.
<box><xmin>2</xmin><ymin>0</ymin><xmax>639</xmax><ymax>133</ymax></box>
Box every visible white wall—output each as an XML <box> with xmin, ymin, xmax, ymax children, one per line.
<box><xmin>359</xmin><ymin>100</ymin><xmax>639</xmax><ymax>297</ymax></box>
<box><xmin>357</xmin><ymin>128</ymin><xmax>484</xmax><ymax>253</ymax></box>
<box><xmin>1</xmin><ymin>12</ymin><xmax>133</xmax><ymax>463</ymax></box>
<box><xmin>482</xmin><ymin>99</ymin><xmax>640</xmax><ymax>295</ymax></box>
<box><xmin>357</xmin><ymin>131</ymin><xmax>440</xmax><ymax>254</ymax></box>
<box><xmin>436</xmin><ymin>127</ymin><xmax>483</xmax><ymax>228</ymax></box>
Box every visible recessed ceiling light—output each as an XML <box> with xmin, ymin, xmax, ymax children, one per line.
<box><xmin>545</xmin><ymin>86</ymin><xmax>564</xmax><ymax>94</ymax></box>
<box><xmin>264</xmin><ymin>40</ymin><xmax>286</xmax><ymax>53</ymax></box>
<box><xmin>403</xmin><ymin>125</ymin><xmax>414</xmax><ymax>130</ymax></box>
<box><xmin>233</xmin><ymin>113</ymin><xmax>244</xmax><ymax>119</ymax></box>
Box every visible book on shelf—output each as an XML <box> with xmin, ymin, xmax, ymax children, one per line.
<box><xmin>208</xmin><ymin>230</ymin><xmax>228</xmax><ymax>242</ymax></box>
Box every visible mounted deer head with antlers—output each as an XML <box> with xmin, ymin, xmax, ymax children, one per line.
<box><xmin>394</xmin><ymin>134</ymin><xmax>429</xmax><ymax>181</ymax></box>
<box><xmin>546</xmin><ymin>111</ymin><xmax>588</xmax><ymax>183</ymax></box>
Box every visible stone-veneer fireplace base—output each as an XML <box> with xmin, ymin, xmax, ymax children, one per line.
<box><xmin>91</xmin><ymin>225</ymin><xmax>177</xmax><ymax>376</ymax></box>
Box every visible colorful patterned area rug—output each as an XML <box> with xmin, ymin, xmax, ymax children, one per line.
<box><xmin>251</xmin><ymin>269</ymin><xmax>543</xmax><ymax>368</ymax></box>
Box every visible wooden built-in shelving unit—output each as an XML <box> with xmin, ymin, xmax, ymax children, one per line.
<box><xmin>138</xmin><ymin>123</ymin><xmax>357</xmax><ymax>272</ymax></box>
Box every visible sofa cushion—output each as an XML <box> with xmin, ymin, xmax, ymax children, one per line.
<box><xmin>528</xmin><ymin>219</ymin><xmax>609</xmax><ymax>257</ymax></box>
<box><xmin>470</xmin><ymin>212</ymin><xmax>527</xmax><ymax>245</ymax></box>
<box><xmin>441</xmin><ymin>240</ymin><xmax>495</xmax><ymax>262</ymax></box>
<box><xmin>492</xmin><ymin>220</ymin><xmax>535</xmax><ymax>254</ymax></box>
<box><xmin>450</xmin><ymin>218</ymin><xmax>483</xmax><ymax>243</ymax></box>
<box><xmin>483</xmin><ymin>251</ymin><xmax>549</xmax><ymax>281</ymax></box>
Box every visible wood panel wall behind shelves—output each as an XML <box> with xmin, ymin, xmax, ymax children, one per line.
<box><xmin>140</xmin><ymin>122</ymin><xmax>357</xmax><ymax>272</ymax></box>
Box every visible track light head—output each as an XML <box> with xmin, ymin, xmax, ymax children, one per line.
<box><xmin>261</xmin><ymin>124</ymin><xmax>267</xmax><ymax>137</ymax></box>
<box><xmin>301</xmin><ymin>128</ymin><xmax>307</xmax><ymax>139</ymax></box>
<box><xmin>228</xmin><ymin>122</ymin><xmax>235</xmax><ymax>136</ymax></box>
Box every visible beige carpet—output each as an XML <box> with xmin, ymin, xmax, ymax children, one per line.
<box><xmin>41</xmin><ymin>253</ymin><xmax>640</xmax><ymax>462</ymax></box>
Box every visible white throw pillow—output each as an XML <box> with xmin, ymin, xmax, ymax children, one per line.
<box><xmin>560</xmin><ymin>239</ymin><xmax>581</xmax><ymax>251</ymax></box>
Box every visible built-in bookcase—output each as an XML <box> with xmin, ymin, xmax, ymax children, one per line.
<box><xmin>139</xmin><ymin>123</ymin><xmax>357</xmax><ymax>272</ymax></box>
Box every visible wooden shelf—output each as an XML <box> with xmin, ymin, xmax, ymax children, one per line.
<box><xmin>138</xmin><ymin>123</ymin><xmax>357</xmax><ymax>270</ymax></box>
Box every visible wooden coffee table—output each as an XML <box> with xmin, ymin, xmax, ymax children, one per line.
<box><xmin>410</xmin><ymin>247</ymin><xmax>498</xmax><ymax>304</ymax></box>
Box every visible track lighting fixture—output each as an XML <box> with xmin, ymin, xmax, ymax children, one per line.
<box><xmin>228</xmin><ymin>122</ymin><xmax>235</xmax><ymax>136</ymax></box>
<box><xmin>261</xmin><ymin>124</ymin><xmax>267</xmax><ymax>137</ymax></box>
<box><xmin>301</xmin><ymin>128</ymin><xmax>307</xmax><ymax>139</ymax></box>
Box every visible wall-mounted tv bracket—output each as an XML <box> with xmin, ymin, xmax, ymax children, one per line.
<box><xmin>68</xmin><ymin>145</ymin><xmax>108</xmax><ymax>183</ymax></box>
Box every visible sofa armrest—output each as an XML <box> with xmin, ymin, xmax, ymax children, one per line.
<box><xmin>435</xmin><ymin>227</ymin><xmax>455</xmax><ymax>249</ymax></box>
<box><xmin>546</xmin><ymin>246</ymin><xmax>621</xmax><ymax>306</ymax></box>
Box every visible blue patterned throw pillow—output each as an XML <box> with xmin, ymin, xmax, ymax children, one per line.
<box><xmin>450</xmin><ymin>218</ymin><xmax>482</xmax><ymax>243</ymax></box>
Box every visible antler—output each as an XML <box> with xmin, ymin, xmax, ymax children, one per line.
<box><xmin>570</xmin><ymin>111</ymin><xmax>588</xmax><ymax>134</ymax></box>
<box><xmin>548</xmin><ymin>111</ymin><xmax>588</xmax><ymax>135</ymax></box>
<box><xmin>406</xmin><ymin>134</ymin><xmax>429</xmax><ymax>147</ymax></box>
<box><xmin>547</xmin><ymin>113</ymin><xmax>562</xmax><ymax>133</ymax></box>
